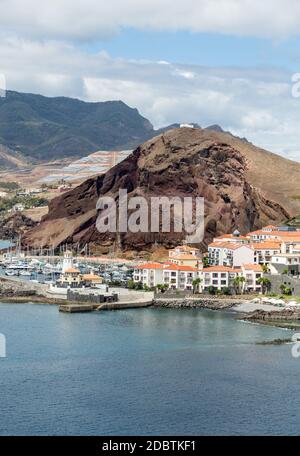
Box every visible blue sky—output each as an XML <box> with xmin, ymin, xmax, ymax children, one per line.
<box><xmin>1</xmin><ymin>0</ymin><xmax>300</xmax><ymax>159</ymax></box>
<box><xmin>86</xmin><ymin>29</ymin><xmax>300</xmax><ymax>70</ymax></box>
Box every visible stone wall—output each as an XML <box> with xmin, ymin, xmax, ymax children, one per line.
<box><xmin>267</xmin><ymin>274</ymin><xmax>300</xmax><ymax>295</ymax></box>
<box><xmin>67</xmin><ymin>290</ymin><xmax>118</xmax><ymax>305</ymax></box>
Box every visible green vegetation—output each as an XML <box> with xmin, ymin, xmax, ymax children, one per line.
<box><xmin>0</xmin><ymin>195</ymin><xmax>48</xmax><ymax>214</ymax></box>
<box><xmin>232</xmin><ymin>276</ymin><xmax>246</xmax><ymax>294</ymax></box>
<box><xmin>257</xmin><ymin>277</ymin><xmax>271</xmax><ymax>294</ymax></box>
<box><xmin>284</xmin><ymin>213</ymin><xmax>300</xmax><ymax>227</ymax></box>
<box><xmin>192</xmin><ymin>278</ymin><xmax>202</xmax><ymax>294</ymax></box>
<box><xmin>127</xmin><ymin>280</ymin><xmax>144</xmax><ymax>291</ymax></box>
<box><xmin>207</xmin><ymin>286</ymin><xmax>217</xmax><ymax>295</ymax></box>
<box><xmin>156</xmin><ymin>284</ymin><xmax>168</xmax><ymax>293</ymax></box>
<box><xmin>279</xmin><ymin>284</ymin><xmax>293</xmax><ymax>296</ymax></box>
<box><xmin>222</xmin><ymin>287</ymin><xmax>232</xmax><ymax>296</ymax></box>
<box><xmin>0</xmin><ymin>181</ymin><xmax>20</xmax><ymax>191</ymax></box>
<box><xmin>202</xmin><ymin>257</ymin><xmax>209</xmax><ymax>268</ymax></box>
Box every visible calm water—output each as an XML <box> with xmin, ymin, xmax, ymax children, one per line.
<box><xmin>0</xmin><ymin>240</ymin><xmax>14</xmax><ymax>250</ymax></box>
<box><xmin>0</xmin><ymin>304</ymin><xmax>299</xmax><ymax>436</ymax></box>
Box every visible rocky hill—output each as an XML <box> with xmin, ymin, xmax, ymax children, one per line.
<box><xmin>23</xmin><ymin>127</ymin><xmax>300</xmax><ymax>253</ymax></box>
<box><xmin>0</xmin><ymin>213</ymin><xmax>37</xmax><ymax>240</ymax></box>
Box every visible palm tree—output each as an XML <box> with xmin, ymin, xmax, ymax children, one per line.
<box><xmin>156</xmin><ymin>284</ymin><xmax>168</xmax><ymax>293</ymax></box>
<box><xmin>262</xmin><ymin>264</ymin><xmax>269</xmax><ymax>274</ymax></box>
<box><xmin>257</xmin><ymin>277</ymin><xmax>271</xmax><ymax>295</ymax></box>
<box><xmin>233</xmin><ymin>276</ymin><xmax>245</xmax><ymax>295</ymax></box>
<box><xmin>192</xmin><ymin>278</ymin><xmax>202</xmax><ymax>294</ymax></box>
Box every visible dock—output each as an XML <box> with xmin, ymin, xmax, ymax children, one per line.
<box><xmin>59</xmin><ymin>304</ymin><xmax>95</xmax><ymax>313</ymax></box>
<box><xmin>59</xmin><ymin>300</ymin><xmax>153</xmax><ymax>313</ymax></box>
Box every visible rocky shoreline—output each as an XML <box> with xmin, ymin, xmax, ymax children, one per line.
<box><xmin>153</xmin><ymin>297</ymin><xmax>242</xmax><ymax>310</ymax></box>
<box><xmin>243</xmin><ymin>309</ymin><xmax>300</xmax><ymax>330</ymax></box>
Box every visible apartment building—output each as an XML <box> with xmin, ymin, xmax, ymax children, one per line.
<box><xmin>133</xmin><ymin>263</ymin><xmax>164</xmax><ymax>288</ymax></box>
<box><xmin>134</xmin><ymin>263</ymin><xmax>199</xmax><ymax>290</ymax></box>
<box><xmin>248</xmin><ymin>226</ymin><xmax>299</xmax><ymax>243</ymax></box>
<box><xmin>208</xmin><ymin>242</ymin><xmax>254</xmax><ymax>267</ymax></box>
<box><xmin>252</xmin><ymin>241</ymin><xmax>282</xmax><ymax>264</ymax></box>
<box><xmin>202</xmin><ymin>266</ymin><xmax>241</xmax><ymax>291</ymax></box>
<box><xmin>163</xmin><ymin>265</ymin><xmax>199</xmax><ymax>291</ymax></box>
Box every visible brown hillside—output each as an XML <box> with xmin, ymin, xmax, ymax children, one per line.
<box><xmin>23</xmin><ymin>127</ymin><xmax>300</xmax><ymax>253</ymax></box>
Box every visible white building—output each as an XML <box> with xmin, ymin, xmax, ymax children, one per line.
<box><xmin>213</xmin><ymin>232</ymin><xmax>249</xmax><ymax>244</ymax></box>
<box><xmin>252</xmin><ymin>242</ymin><xmax>282</xmax><ymax>264</ymax></box>
<box><xmin>133</xmin><ymin>263</ymin><xmax>164</xmax><ymax>288</ymax></box>
<box><xmin>208</xmin><ymin>242</ymin><xmax>254</xmax><ymax>267</ymax></box>
<box><xmin>12</xmin><ymin>203</ymin><xmax>25</xmax><ymax>212</ymax></box>
<box><xmin>202</xmin><ymin>266</ymin><xmax>241</xmax><ymax>291</ymax></box>
<box><xmin>269</xmin><ymin>253</ymin><xmax>300</xmax><ymax>276</ymax></box>
<box><xmin>241</xmin><ymin>264</ymin><xmax>263</xmax><ymax>293</ymax></box>
<box><xmin>133</xmin><ymin>263</ymin><xmax>199</xmax><ymax>290</ymax></box>
<box><xmin>62</xmin><ymin>250</ymin><xmax>75</xmax><ymax>273</ymax></box>
<box><xmin>163</xmin><ymin>265</ymin><xmax>199</xmax><ymax>291</ymax></box>
<box><xmin>169</xmin><ymin>245</ymin><xmax>201</xmax><ymax>258</ymax></box>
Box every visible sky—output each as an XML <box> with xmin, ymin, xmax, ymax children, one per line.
<box><xmin>1</xmin><ymin>0</ymin><xmax>300</xmax><ymax>160</ymax></box>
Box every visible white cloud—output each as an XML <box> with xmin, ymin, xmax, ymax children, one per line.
<box><xmin>0</xmin><ymin>0</ymin><xmax>300</xmax><ymax>40</ymax></box>
<box><xmin>0</xmin><ymin>37</ymin><xmax>300</xmax><ymax>160</ymax></box>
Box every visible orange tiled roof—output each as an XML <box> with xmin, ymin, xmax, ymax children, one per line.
<box><xmin>209</xmin><ymin>241</ymin><xmax>252</xmax><ymax>251</ymax></box>
<box><xmin>171</xmin><ymin>245</ymin><xmax>198</xmax><ymax>252</ymax></box>
<box><xmin>82</xmin><ymin>274</ymin><xmax>102</xmax><ymax>281</ymax></box>
<box><xmin>215</xmin><ymin>234</ymin><xmax>248</xmax><ymax>240</ymax></box>
<box><xmin>204</xmin><ymin>266</ymin><xmax>241</xmax><ymax>273</ymax></box>
<box><xmin>242</xmin><ymin>264</ymin><xmax>263</xmax><ymax>272</ymax></box>
<box><xmin>136</xmin><ymin>263</ymin><xmax>164</xmax><ymax>270</ymax></box>
<box><xmin>170</xmin><ymin>253</ymin><xmax>199</xmax><ymax>260</ymax></box>
<box><xmin>251</xmin><ymin>242</ymin><xmax>282</xmax><ymax>250</ymax></box>
<box><xmin>249</xmin><ymin>229</ymin><xmax>300</xmax><ymax>237</ymax></box>
<box><xmin>163</xmin><ymin>264</ymin><xmax>198</xmax><ymax>272</ymax></box>
<box><xmin>64</xmin><ymin>268</ymin><xmax>80</xmax><ymax>273</ymax></box>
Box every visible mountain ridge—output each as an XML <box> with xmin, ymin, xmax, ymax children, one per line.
<box><xmin>0</xmin><ymin>90</ymin><xmax>154</xmax><ymax>162</ymax></box>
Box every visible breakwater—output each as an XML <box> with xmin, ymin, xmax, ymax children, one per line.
<box><xmin>153</xmin><ymin>297</ymin><xmax>243</xmax><ymax>310</ymax></box>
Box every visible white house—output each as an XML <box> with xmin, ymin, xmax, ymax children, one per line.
<box><xmin>12</xmin><ymin>203</ymin><xmax>25</xmax><ymax>212</ymax></box>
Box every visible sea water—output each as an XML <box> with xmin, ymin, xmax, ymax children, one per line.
<box><xmin>0</xmin><ymin>304</ymin><xmax>299</xmax><ymax>435</ymax></box>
